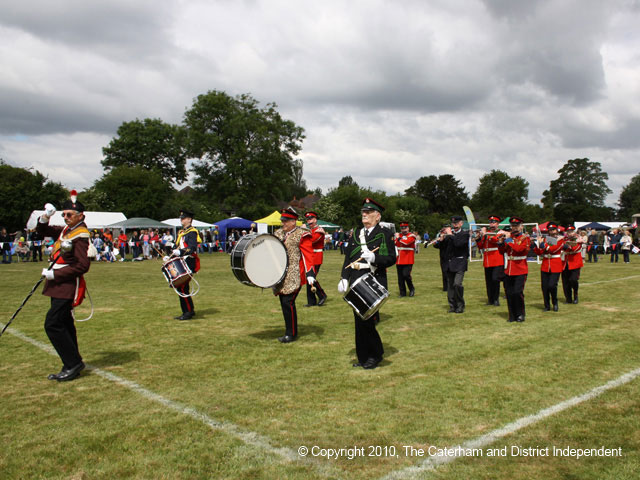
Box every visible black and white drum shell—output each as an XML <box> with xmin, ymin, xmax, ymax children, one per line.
<box><xmin>343</xmin><ymin>273</ymin><xmax>389</xmax><ymax>320</ymax></box>
<box><xmin>231</xmin><ymin>234</ymin><xmax>288</xmax><ymax>288</ymax></box>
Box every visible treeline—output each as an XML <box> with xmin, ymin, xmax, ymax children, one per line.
<box><xmin>1</xmin><ymin>90</ymin><xmax>640</xmax><ymax>233</ymax></box>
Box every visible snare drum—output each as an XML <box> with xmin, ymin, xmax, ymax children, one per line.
<box><xmin>343</xmin><ymin>273</ymin><xmax>389</xmax><ymax>320</ymax></box>
<box><xmin>161</xmin><ymin>257</ymin><xmax>192</xmax><ymax>288</ymax></box>
<box><xmin>231</xmin><ymin>234</ymin><xmax>288</xmax><ymax>288</ymax></box>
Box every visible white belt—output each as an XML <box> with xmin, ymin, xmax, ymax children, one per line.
<box><xmin>52</xmin><ymin>263</ymin><xmax>69</xmax><ymax>270</ymax></box>
<box><xmin>313</xmin><ymin>249</ymin><xmax>323</xmax><ymax>252</ymax></box>
<box><xmin>397</xmin><ymin>247</ymin><xmax>413</xmax><ymax>251</ymax></box>
<box><xmin>484</xmin><ymin>247</ymin><xmax>499</xmax><ymax>252</ymax></box>
<box><xmin>543</xmin><ymin>254</ymin><xmax>561</xmax><ymax>259</ymax></box>
<box><xmin>507</xmin><ymin>255</ymin><xmax>527</xmax><ymax>261</ymax></box>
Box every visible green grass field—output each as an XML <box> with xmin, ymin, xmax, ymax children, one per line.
<box><xmin>1</xmin><ymin>248</ymin><xmax>639</xmax><ymax>480</ymax></box>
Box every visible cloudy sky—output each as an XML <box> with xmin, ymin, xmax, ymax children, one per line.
<box><xmin>1</xmin><ymin>0</ymin><xmax>639</xmax><ymax>209</ymax></box>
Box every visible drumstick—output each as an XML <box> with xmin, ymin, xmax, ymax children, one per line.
<box><xmin>346</xmin><ymin>247</ymin><xmax>379</xmax><ymax>269</ymax></box>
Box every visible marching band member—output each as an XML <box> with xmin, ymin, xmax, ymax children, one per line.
<box><xmin>498</xmin><ymin>217</ymin><xmax>531</xmax><ymax>322</ymax></box>
<box><xmin>36</xmin><ymin>191</ymin><xmax>91</xmax><ymax>382</ymax></box>
<box><xmin>533</xmin><ymin>222</ymin><xmax>564</xmax><ymax>312</ymax></box>
<box><xmin>339</xmin><ymin>198</ymin><xmax>396</xmax><ymax>369</ymax></box>
<box><xmin>171</xmin><ymin>209</ymin><xmax>201</xmax><ymax>320</ymax></box>
<box><xmin>303</xmin><ymin>211</ymin><xmax>328</xmax><ymax>307</ymax></box>
<box><xmin>273</xmin><ymin>207</ymin><xmax>315</xmax><ymax>343</ymax></box>
<box><xmin>435</xmin><ymin>216</ymin><xmax>470</xmax><ymax>314</ymax></box>
<box><xmin>394</xmin><ymin>221</ymin><xmax>417</xmax><ymax>297</ymax></box>
<box><xmin>475</xmin><ymin>215</ymin><xmax>504</xmax><ymax>306</ymax></box>
<box><xmin>561</xmin><ymin>225</ymin><xmax>583</xmax><ymax>304</ymax></box>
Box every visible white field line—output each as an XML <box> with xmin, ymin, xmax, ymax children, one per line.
<box><xmin>2</xmin><ymin>325</ymin><xmax>336</xmax><ymax>478</ymax></box>
<box><xmin>580</xmin><ymin>274</ymin><xmax>640</xmax><ymax>286</ymax></box>
<box><xmin>382</xmin><ymin>366</ymin><xmax>640</xmax><ymax>480</ymax></box>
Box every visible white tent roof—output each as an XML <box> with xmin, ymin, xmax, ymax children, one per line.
<box><xmin>26</xmin><ymin>210</ymin><xmax>127</xmax><ymax>230</ymax></box>
<box><xmin>161</xmin><ymin>218</ymin><xmax>217</xmax><ymax>228</ymax></box>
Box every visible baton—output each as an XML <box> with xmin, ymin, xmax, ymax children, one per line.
<box><xmin>1</xmin><ymin>253</ymin><xmax>60</xmax><ymax>338</ymax></box>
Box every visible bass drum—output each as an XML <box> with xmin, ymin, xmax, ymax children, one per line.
<box><xmin>231</xmin><ymin>234</ymin><xmax>288</xmax><ymax>288</ymax></box>
<box><xmin>343</xmin><ymin>273</ymin><xmax>389</xmax><ymax>320</ymax></box>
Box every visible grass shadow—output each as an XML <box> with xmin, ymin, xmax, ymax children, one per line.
<box><xmin>89</xmin><ymin>350</ymin><xmax>141</xmax><ymax>368</ymax></box>
<box><xmin>249</xmin><ymin>324</ymin><xmax>325</xmax><ymax>341</ymax></box>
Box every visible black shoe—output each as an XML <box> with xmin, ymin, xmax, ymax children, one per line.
<box><xmin>455</xmin><ymin>307</ymin><xmax>464</xmax><ymax>314</ymax></box>
<box><xmin>317</xmin><ymin>295</ymin><xmax>327</xmax><ymax>306</ymax></box>
<box><xmin>362</xmin><ymin>358</ymin><xmax>379</xmax><ymax>369</ymax></box>
<box><xmin>48</xmin><ymin>367</ymin><xmax>64</xmax><ymax>380</ymax></box>
<box><xmin>448</xmin><ymin>307</ymin><xmax>456</xmax><ymax>313</ymax></box>
<box><xmin>565</xmin><ymin>298</ymin><xmax>572</xmax><ymax>304</ymax></box>
<box><xmin>508</xmin><ymin>317</ymin><xmax>516</xmax><ymax>322</ymax></box>
<box><xmin>56</xmin><ymin>362</ymin><xmax>85</xmax><ymax>382</ymax></box>
<box><xmin>553</xmin><ymin>304</ymin><xmax>559</xmax><ymax>312</ymax></box>
<box><xmin>543</xmin><ymin>306</ymin><xmax>550</xmax><ymax>312</ymax></box>
<box><xmin>177</xmin><ymin>311</ymin><xmax>195</xmax><ymax>320</ymax></box>
<box><xmin>303</xmin><ymin>303</ymin><xmax>315</xmax><ymax>308</ymax></box>
<box><xmin>352</xmin><ymin>362</ymin><xmax>363</xmax><ymax>368</ymax></box>
<box><xmin>493</xmin><ymin>300</ymin><xmax>500</xmax><ymax>306</ymax></box>
<box><xmin>399</xmin><ymin>293</ymin><xmax>406</xmax><ymax>297</ymax></box>
<box><xmin>516</xmin><ymin>315</ymin><xmax>525</xmax><ymax>322</ymax></box>
<box><xmin>409</xmin><ymin>289</ymin><xmax>415</xmax><ymax>297</ymax></box>
<box><xmin>573</xmin><ymin>296</ymin><xmax>578</xmax><ymax>304</ymax></box>
<box><xmin>278</xmin><ymin>335</ymin><xmax>297</xmax><ymax>343</ymax></box>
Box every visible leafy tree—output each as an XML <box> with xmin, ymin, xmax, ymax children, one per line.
<box><xmin>0</xmin><ymin>160</ymin><xmax>67</xmax><ymax>232</ymax></box>
<box><xmin>184</xmin><ymin>91</ymin><xmax>305</xmax><ymax>219</ymax></box>
<box><xmin>470</xmin><ymin>170</ymin><xmax>529</xmax><ymax>219</ymax></box>
<box><xmin>542</xmin><ymin>158</ymin><xmax>612</xmax><ymax>224</ymax></box>
<box><xmin>102</xmin><ymin>118</ymin><xmax>188</xmax><ymax>184</ymax></box>
<box><xmin>618</xmin><ymin>173</ymin><xmax>640</xmax><ymax>221</ymax></box>
<box><xmin>86</xmin><ymin>165</ymin><xmax>177</xmax><ymax>220</ymax></box>
<box><xmin>405</xmin><ymin>174</ymin><xmax>469</xmax><ymax>215</ymax></box>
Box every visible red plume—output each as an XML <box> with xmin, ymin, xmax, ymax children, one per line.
<box><xmin>70</xmin><ymin>189</ymin><xmax>78</xmax><ymax>203</ymax></box>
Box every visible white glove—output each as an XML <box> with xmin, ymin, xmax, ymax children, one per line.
<box><xmin>338</xmin><ymin>279</ymin><xmax>349</xmax><ymax>293</ymax></box>
<box><xmin>172</xmin><ymin>249</ymin><xmax>181</xmax><ymax>256</ymax></box>
<box><xmin>41</xmin><ymin>268</ymin><xmax>55</xmax><ymax>280</ymax></box>
<box><xmin>163</xmin><ymin>256</ymin><xmax>170</xmax><ymax>262</ymax></box>
<box><xmin>307</xmin><ymin>276</ymin><xmax>316</xmax><ymax>285</ymax></box>
<box><xmin>361</xmin><ymin>250</ymin><xmax>375</xmax><ymax>263</ymax></box>
<box><xmin>41</xmin><ymin>203</ymin><xmax>56</xmax><ymax>222</ymax></box>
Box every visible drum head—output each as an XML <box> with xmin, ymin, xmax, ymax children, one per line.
<box><xmin>244</xmin><ymin>234</ymin><xmax>288</xmax><ymax>288</ymax></box>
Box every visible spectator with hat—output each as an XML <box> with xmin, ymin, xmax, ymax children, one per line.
<box><xmin>339</xmin><ymin>198</ymin><xmax>396</xmax><ymax>369</ymax></box>
<box><xmin>394</xmin><ymin>221</ymin><xmax>417</xmax><ymax>297</ymax></box>
<box><xmin>533</xmin><ymin>222</ymin><xmax>564</xmax><ymax>311</ymax></box>
<box><xmin>562</xmin><ymin>225</ymin><xmax>583</xmax><ymax>304</ymax></box>
<box><xmin>273</xmin><ymin>207</ymin><xmax>315</xmax><ymax>343</ymax></box>
<box><xmin>303</xmin><ymin>211</ymin><xmax>328</xmax><ymax>307</ymax></box>
<box><xmin>498</xmin><ymin>216</ymin><xmax>531</xmax><ymax>322</ymax></box>
<box><xmin>475</xmin><ymin>215</ymin><xmax>505</xmax><ymax>306</ymax></box>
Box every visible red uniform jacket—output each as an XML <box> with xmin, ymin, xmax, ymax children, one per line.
<box><xmin>36</xmin><ymin>220</ymin><xmax>91</xmax><ymax>300</ymax></box>
<box><xmin>476</xmin><ymin>232</ymin><xmax>503</xmax><ymax>268</ymax></box>
<box><xmin>533</xmin><ymin>237</ymin><xmax>565</xmax><ymax>273</ymax></box>
<box><xmin>499</xmin><ymin>233</ymin><xmax>531</xmax><ymax>276</ymax></box>
<box><xmin>563</xmin><ymin>242</ymin><xmax>584</xmax><ymax>270</ymax></box>
<box><xmin>394</xmin><ymin>233</ymin><xmax>416</xmax><ymax>265</ymax></box>
<box><xmin>309</xmin><ymin>226</ymin><xmax>325</xmax><ymax>266</ymax></box>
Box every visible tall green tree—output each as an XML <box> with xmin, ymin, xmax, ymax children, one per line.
<box><xmin>470</xmin><ymin>170</ymin><xmax>530</xmax><ymax>219</ymax></box>
<box><xmin>85</xmin><ymin>165</ymin><xmax>177</xmax><ymax>220</ymax></box>
<box><xmin>102</xmin><ymin>118</ymin><xmax>188</xmax><ymax>184</ymax></box>
<box><xmin>542</xmin><ymin>158</ymin><xmax>612</xmax><ymax>224</ymax></box>
<box><xmin>0</xmin><ymin>160</ymin><xmax>67</xmax><ymax>232</ymax></box>
<box><xmin>618</xmin><ymin>173</ymin><xmax>640</xmax><ymax>221</ymax></box>
<box><xmin>405</xmin><ymin>174</ymin><xmax>469</xmax><ymax>214</ymax></box>
<box><xmin>184</xmin><ymin>91</ymin><xmax>305</xmax><ymax>219</ymax></box>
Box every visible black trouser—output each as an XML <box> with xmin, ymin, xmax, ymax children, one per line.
<box><xmin>279</xmin><ymin>289</ymin><xmax>300</xmax><ymax>337</ymax></box>
<box><xmin>484</xmin><ymin>266</ymin><xmax>503</xmax><ymax>304</ymax></box>
<box><xmin>306</xmin><ymin>265</ymin><xmax>326</xmax><ymax>305</ymax></box>
<box><xmin>178</xmin><ymin>282</ymin><xmax>195</xmax><ymax>314</ymax></box>
<box><xmin>396</xmin><ymin>264</ymin><xmax>414</xmax><ymax>295</ymax></box>
<box><xmin>562</xmin><ymin>267</ymin><xmax>580</xmax><ymax>302</ymax></box>
<box><xmin>610</xmin><ymin>247</ymin><xmax>619</xmax><ymax>262</ymax></box>
<box><xmin>440</xmin><ymin>262</ymin><xmax>447</xmax><ymax>291</ymax></box>
<box><xmin>504</xmin><ymin>274</ymin><xmax>527</xmax><ymax>320</ymax></box>
<box><xmin>587</xmin><ymin>246</ymin><xmax>598</xmax><ymax>262</ymax></box>
<box><xmin>32</xmin><ymin>246</ymin><xmax>42</xmax><ymax>262</ymax></box>
<box><xmin>446</xmin><ymin>270</ymin><xmax>465</xmax><ymax>310</ymax></box>
<box><xmin>354</xmin><ymin>311</ymin><xmax>384</xmax><ymax>363</ymax></box>
<box><xmin>45</xmin><ymin>298</ymin><xmax>82</xmax><ymax>369</ymax></box>
<box><xmin>540</xmin><ymin>271</ymin><xmax>560</xmax><ymax>308</ymax></box>
<box><xmin>623</xmin><ymin>250</ymin><xmax>630</xmax><ymax>263</ymax></box>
